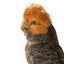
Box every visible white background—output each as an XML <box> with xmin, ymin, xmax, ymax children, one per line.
<box><xmin>0</xmin><ymin>0</ymin><xmax>64</xmax><ymax>64</ymax></box>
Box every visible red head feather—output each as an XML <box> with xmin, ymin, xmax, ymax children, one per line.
<box><xmin>23</xmin><ymin>4</ymin><xmax>51</xmax><ymax>34</ymax></box>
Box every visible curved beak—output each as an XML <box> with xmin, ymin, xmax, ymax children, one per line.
<box><xmin>21</xmin><ymin>20</ymin><xmax>29</xmax><ymax>33</ymax></box>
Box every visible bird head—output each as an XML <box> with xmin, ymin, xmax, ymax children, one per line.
<box><xmin>21</xmin><ymin>4</ymin><xmax>52</xmax><ymax>38</ymax></box>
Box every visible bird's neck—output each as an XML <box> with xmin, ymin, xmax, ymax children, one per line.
<box><xmin>26</xmin><ymin>24</ymin><xmax>59</xmax><ymax>46</ymax></box>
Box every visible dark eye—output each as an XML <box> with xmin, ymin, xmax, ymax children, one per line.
<box><xmin>31</xmin><ymin>21</ymin><xmax>36</xmax><ymax>25</ymax></box>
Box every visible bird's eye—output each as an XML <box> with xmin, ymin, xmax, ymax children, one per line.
<box><xmin>31</xmin><ymin>21</ymin><xmax>36</xmax><ymax>25</ymax></box>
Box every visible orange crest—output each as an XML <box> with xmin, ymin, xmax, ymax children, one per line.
<box><xmin>23</xmin><ymin>4</ymin><xmax>51</xmax><ymax>34</ymax></box>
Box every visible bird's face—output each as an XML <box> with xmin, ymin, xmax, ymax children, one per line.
<box><xmin>21</xmin><ymin>4</ymin><xmax>51</xmax><ymax>36</ymax></box>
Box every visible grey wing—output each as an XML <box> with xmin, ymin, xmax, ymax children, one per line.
<box><xmin>50</xmin><ymin>44</ymin><xmax>64</xmax><ymax>64</ymax></box>
<box><xmin>25</xmin><ymin>44</ymin><xmax>60</xmax><ymax>64</ymax></box>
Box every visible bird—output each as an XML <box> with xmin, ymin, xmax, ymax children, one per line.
<box><xmin>21</xmin><ymin>3</ymin><xmax>64</xmax><ymax>64</ymax></box>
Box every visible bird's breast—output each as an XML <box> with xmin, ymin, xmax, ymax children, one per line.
<box><xmin>25</xmin><ymin>41</ymin><xmax>59</xmax><ymax>64</ymax></box>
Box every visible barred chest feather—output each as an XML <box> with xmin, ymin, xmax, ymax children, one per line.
<box><xmin>25</xmin><ymin>41</ymin><xmax>59</xmax><ymax>64</ymax></box>
<box><xmin>24</xmin><ymin>25</ymin><xmax>64</xmax><ymax>64</ymax></box>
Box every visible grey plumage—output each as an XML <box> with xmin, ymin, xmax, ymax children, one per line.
<box><xmin>25</xmin><ymin>24</ymin><xmax>64</xmax><ymax>64</ymax></box>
